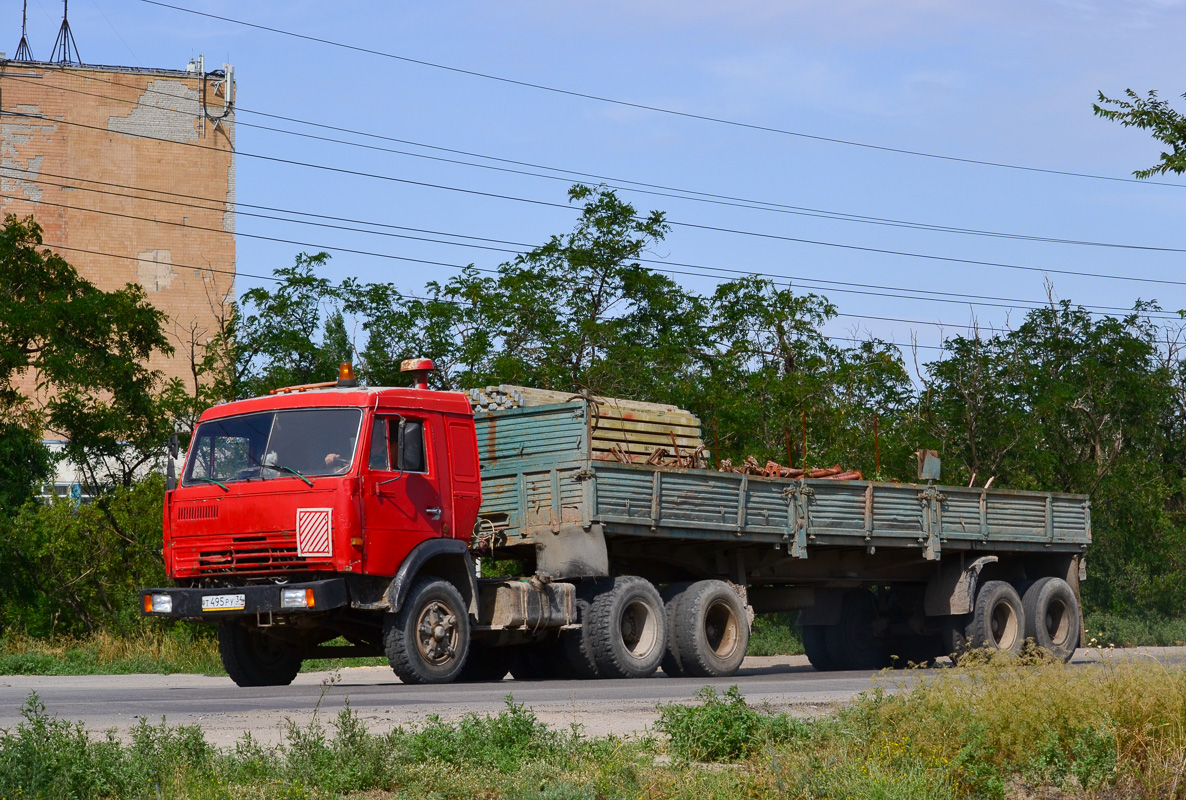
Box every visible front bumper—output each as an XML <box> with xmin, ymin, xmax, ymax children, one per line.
<box><xmin>139</xmin><ymin>578</ymin><xmax>349</xmax><ymax>621</ymax></box>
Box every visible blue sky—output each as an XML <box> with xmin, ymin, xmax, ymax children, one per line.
<box><xmin>9</xmin><ymin>0</ymin><xmax>1186</xmax><ymax>359</ymax></box>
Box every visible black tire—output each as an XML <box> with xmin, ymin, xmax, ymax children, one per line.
<box><xmin>588</xmin><ymin>576</ymin><xmax>667</xmax><ymax>679</ymax></box>
<box><xmin>824</xmin><ymin>589</ymin><xmax>888</xmax><ymax>670</ymax></box>
<box><xmin>456</xmin><ymin>642</ymin><xmax>511</xmax><ymax>682</ymax></box>
<box><xmin>383</xmin><ymin>577</ymin><xmax>471</xmax><ymax>685</ymax></box>
<box><xmin>965</xmin><ymin>580</ymin><xmax>1025</xmax><ymax>655</ymax></box>
<box><xmin>939</xmin><ymin>614</ymin><xmax>971</xmax><ymax>661</ymax></box>
<box><xmin>218</xmin><ymin>623</ymin><xmax>302</xmax><ymax>687</ymax></box>
<box><xmin>801</xmin><ymin>624</ymin><xmax>839</xmax><ymax>671</ymax></box>
<box><xmin>560</xmin><ymin>580</ymin><xmax>607</xmax><ymax>679</ymax></box>
<box><xmin>659</xmin><ymin>582</ymin><xmax>693</xmax><ymax>677</ymax></box>
<box><xmin>1022</xmin><ymin>577</ymin><xmax>1080</xmax><ymax>662</ymax></box>
<box><xmin>672</xmin><ymin>580</ymin><xmax>749</xmax><ymax>678</ymax></box>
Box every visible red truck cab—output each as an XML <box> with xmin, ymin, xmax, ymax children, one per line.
<box><xmin>165</xmin><ymin>384</ymin><xmax>481</xmax><ymax>584</ymax></box>
<box><xmin>143</xmin><ymin>363</ymin><xmax>495</xmax><ymax>686</ymax></box>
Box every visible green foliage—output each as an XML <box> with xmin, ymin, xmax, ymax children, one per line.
<box><xmin>1095</xmin><ymin>89</ymin><xmax>1186</xmax><ymax>178</ymax></box>
<box><xmin>0</xmin><ymin>215</ymin><xmax>173</xmax><ymax>491</ymax></box>
<box><xmin>655</xmin><ymin>685</ymin><xmax>809</xmax><ymax>762</ymax></box>
<box><xmin>0</xmin><ymin>415</ymin><xmax>55</xmax><ymax>513</ymax></box>
<box><xmin>746</xmin><ymin>612</ymin><xmax>804</xmax><ymax>656</ymax></box>
<box><xmin>0</xmin><ymin>477</ymin><xmax>168</xmax><ymax>636</ymax></box>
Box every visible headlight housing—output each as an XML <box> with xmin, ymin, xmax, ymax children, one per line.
<box><xmin>281</xmin><ymin>588</ymin><xmax>315</xmax><ymax>608</ymax></box>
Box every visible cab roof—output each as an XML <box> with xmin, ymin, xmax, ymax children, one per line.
<box><xmin>198</xmin><ymin>385</ymin><xmax>474</xmax><ymax>423</ymax></box>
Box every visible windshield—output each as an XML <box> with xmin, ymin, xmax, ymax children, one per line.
<box><xmin>183</xmin><ymin>408</ymin><xmax>363</xmax><ymax>486</ymax></box>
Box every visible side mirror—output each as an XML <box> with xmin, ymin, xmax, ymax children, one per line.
<box><xmin>166</xmin><ymin>434</ymin><xmax>179</xmax><ymax>491</ymax></box>
<box><xmin>398</xmin><ymin>419</ymin><xmax>424</xmax><ymax>472</ymax></box>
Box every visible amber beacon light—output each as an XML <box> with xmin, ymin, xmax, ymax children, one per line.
<box><xmin>337</xmin><ymin>362</ymin><xmax>358</xmax><ymax>387</ymax></box>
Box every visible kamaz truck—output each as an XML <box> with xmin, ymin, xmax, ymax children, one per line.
<box><xmin>141</xmin><ymin>361</ymin><xmax>1091</xmax><ymax>685</ymax></box>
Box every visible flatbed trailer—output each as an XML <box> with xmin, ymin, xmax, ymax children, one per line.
<box><xmin>475</xmin><ymin>400</ymin><xmax>1090</xmax><ymax>670</ymax></box>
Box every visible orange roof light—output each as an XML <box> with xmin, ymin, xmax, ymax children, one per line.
<box><xmin>337</xmin><ymin>362</ymin><xmax>358</xmax><ymax>388</ymax></box>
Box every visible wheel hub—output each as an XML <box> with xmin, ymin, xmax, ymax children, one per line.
<box><xmin>416</xmin><ymin>601</ymin><xmax>458</xmax><ymax>664</ymax></box>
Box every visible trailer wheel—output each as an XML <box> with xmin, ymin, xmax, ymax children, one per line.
<box><xmin>965</xmin><ymin>580</ymin><xmax>1024</xmax><ymax>655</ymax></box>
<box><xmin>659</xmin><ymin>582</ymin><xmax>692</xmax><ymax>677</ymax></box>
<box><xmin>801</xmin><ymin>624</ymin><xmax>840</xmax><ymax>671</ymax></box>
<box><xmin>588</xmin><ymin>577</ymin><xmax>666</xmax><ymax>679</ymax></box>
<box><xmin>1022</xmin><ymin>577</ymin><xmax>1080</xmax><ymax>662</ymax></box>
<box><xmin>218</xmin><ymin>623</ymin><xmax>302</xmax><ymax>687</ymax></box>
<box><xmin>384</xmin><ymin>577</ymin><xmax>471</xmax><ymax>684</ymax></box>
<box><xmin>672</xmin><ymin>580</ymin><xmax>749</xmax><ymax>678</ymax></box>
<box><xmin>825</xmin><ymin>589</ymin><xmax>888</xmax><ymax>670</ymax></box>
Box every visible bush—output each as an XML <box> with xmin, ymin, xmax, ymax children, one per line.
<box><xmin>655</xmin><ymin>685</ymin><xmax>809</xmax><ymax>762</ymax></box>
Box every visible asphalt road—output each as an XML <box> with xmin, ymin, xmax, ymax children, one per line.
<box><xmin>1</xmin><ymin>648</ymin><xmax>1180</xmax><ymax>745</ymax></box>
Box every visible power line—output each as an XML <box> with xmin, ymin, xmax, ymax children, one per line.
<box><xmin>3</xmin><ymin>181</ymin><xmax>1176</xmax><ymax>322</ymax></box>
<box><xmin>17</xmin><ymin>70</ymin><xmax>1186</xmax><ymax>256</ymax></box>
<box><xmin>35</xmin><ymin>237</ymin><xmax>949</xmax><ymax>352</ymax></box>
<box><xmin>18</xmin><ymin>109</ymin><xmax>1186</xmax><ymax>294</ymax></box>
<box><xmin>136</xmin><ymin>0</ymin><xmax>1186</xmax><ymax>190</ymax></box>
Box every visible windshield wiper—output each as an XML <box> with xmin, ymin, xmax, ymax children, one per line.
<box><xmin>275</xmin><ymin>465</ymin><xmax>314</xmax><ymax>487</ymax></box>
<box><xmin>190</xmin><ymin>476</ymin><xmax>229</xmax><ymax>492</ymax></box>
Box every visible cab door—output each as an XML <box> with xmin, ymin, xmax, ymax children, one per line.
<box><xmin>360</xmin><ymin>412</ymin><xmax>450</xmax><ymax>576</ymax></box>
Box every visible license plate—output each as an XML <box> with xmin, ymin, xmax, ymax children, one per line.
<box><xmin>201</xmin><ymin>593</ymin><xmax>245</xmax><ymax>611</ymax></box>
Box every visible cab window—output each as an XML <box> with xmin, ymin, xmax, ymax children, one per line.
<box><xmin>368</xmin><ymin>416</ymin><xmax>428</xmax><ymax>473</ymax></box>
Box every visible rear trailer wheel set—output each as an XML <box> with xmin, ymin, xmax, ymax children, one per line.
<box><xmin>799</xmin><ymin>577</ymin><xmax>1082</xmax><ymax>672</ymax></box>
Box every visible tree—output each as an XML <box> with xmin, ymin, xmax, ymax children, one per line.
<box><xmin>235</xmin><ymin>252</ymin><xmax>355</xmax><ymax>397</ymax></box>
<box><xmin>1094</xmin><ymin>89</ymin><xmax>1186</xmax><ymax>178</ymax></box>
<box><xmin>0</xmin><ymin>215</ymin><xmax>172</xmax><ymax>490</ymax></box>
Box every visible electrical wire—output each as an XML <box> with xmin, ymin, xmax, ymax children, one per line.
<box><xmin>11</xmin><ymin>70</ymin><xmax>1186</xmax><ymax>255</ymax></box>
<box><xmin>135</xmin><ymin>0</ymin><xmax>1186</xmax><ymax>190</ymax></box>
<box><xmin>2</xmin><ymin>181</ymin><xmax>1176</xmax><ymax>322</ymax></box>
<box><xmin>34</xmin><ymin>236</ymin><xmax>951</xmax><ymax>352</ymax></box>
<box><xmin>13</xmin><ymin>109</ymin><xmax>1186</xmax><ymax>293</ymax></box>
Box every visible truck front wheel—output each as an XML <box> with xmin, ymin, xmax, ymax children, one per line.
<box><xmin>218</xmin><ymin>623</ymin><xmax>302</xmax><ymax>687</ymax></box>
<box><xmin>384</xmin><ymin>577</ymin><xmax>471</xmax><ymax>684</ymax></box>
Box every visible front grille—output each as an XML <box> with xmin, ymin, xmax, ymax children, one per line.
<box><xmin>173</xmin><ymin>533</ymin><xmax>333</xmax><ymax>575</ymax></box>
<box><xmin>177</xmin><ymin>504</ymin><xmax>219</xmax><ymax>521</ymax></box>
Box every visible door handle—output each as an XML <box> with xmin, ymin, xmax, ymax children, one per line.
<box><xmin>425</xmin><ymin>507</ymin><xmax>442</xmax><ymax>520</ymax></box>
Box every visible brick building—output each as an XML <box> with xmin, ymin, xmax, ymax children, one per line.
<box><xmin>0</xmin><ymin>56</ymin><xmax>236</xmax><ymax>492</ymax></box>
<box><xmin>0</xmin><ymin>56</ymin><xmax>236</xmax><ymax>395</ymax></box>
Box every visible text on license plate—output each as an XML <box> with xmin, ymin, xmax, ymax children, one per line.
<box><xmin>201</xmin><ymin>593</ymin><xmax>245</xmax><ymax>611</ymax></box>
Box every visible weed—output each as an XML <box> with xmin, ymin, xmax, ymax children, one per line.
<box><xmin>746</xmin><ymin>612</ymin><xmax>804</xmax><ymax>656</ymax></box>
<box><xmin>655</xmin><ymin>685</ymin><xmax>809</xmax><ymax>762</ymax></box>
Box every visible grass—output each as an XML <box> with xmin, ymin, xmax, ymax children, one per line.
<box><xmin>1085</xmin><ymin>611</ymin><xmax>1186</xmax><ymax>647</ymax></box>
<box><xmin>0</xmin><ymin>629</ymin><xmax>223</xmax><ymax>676</ymax></box>
<box><xmin>1</xmin><ymin>611</ymin><xmax>1179</xmax><ymax>677</ymax></box>
<box><xmin>12</xmin><ymin>654</ymin><xmax>1186</xmax><ymax>798</ymax></box>
<box><xmin>746</xmin><ymin>612</ymin><xmax>804</xmax><ymax>656</ymax></box>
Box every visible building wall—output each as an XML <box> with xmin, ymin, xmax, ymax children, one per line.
<box><xmin>0</xmin><ymin>60</ymin><xmax>236</xmax><ymax>399</ymax></box>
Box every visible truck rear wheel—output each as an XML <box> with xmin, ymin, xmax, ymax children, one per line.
<box><xmin>1022</xmin><ymin>577</ymin><xmax>1080</xmax><ymax>661</ymax></box>
<box><xmin>801</xmin><ymin>624</ymin><xmax>840</xmax><ymax>671</ymax></box>
<box><xmin>824</xmin><ymin>589</ymin><xmax>888</xmax><ymax>670</ymax></box>
<box><xmin>384</xmin><ymin>577</ymin><xmax>471</xmax><ymax>684</ymax></box>
<box><xmin>659</xmin><ymin>582</ymin><xmax>692</xmax><ymax>677</ymax></box>
<box><xmin>966</xmin><ymin>580</ymin><xmax>1025</xmax><ymax>655</ymax></box>
<box><xmin>218</xmin><ymin>623</ymin><xmax>302</xmax><ymax>687</ymax></box>
<box><xmin>588</xmin><ymin>576</ymin><xmax>666</xmax><ymax>679</ymax></box>
<box><xmin>672</xmin><ymin>580</ymin><xmax>749</xmax><ymax>678</ymax></box>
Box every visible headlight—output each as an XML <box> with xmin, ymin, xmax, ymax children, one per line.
<box><xmin>150</xmin><ymin>593</ymin><xmax>173</xmax><ymax>614</ymax></box>
<box><xmin>281</xmin><ymin>588</ymin><xmax>314</xmax><ymax>608</ymax></box>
